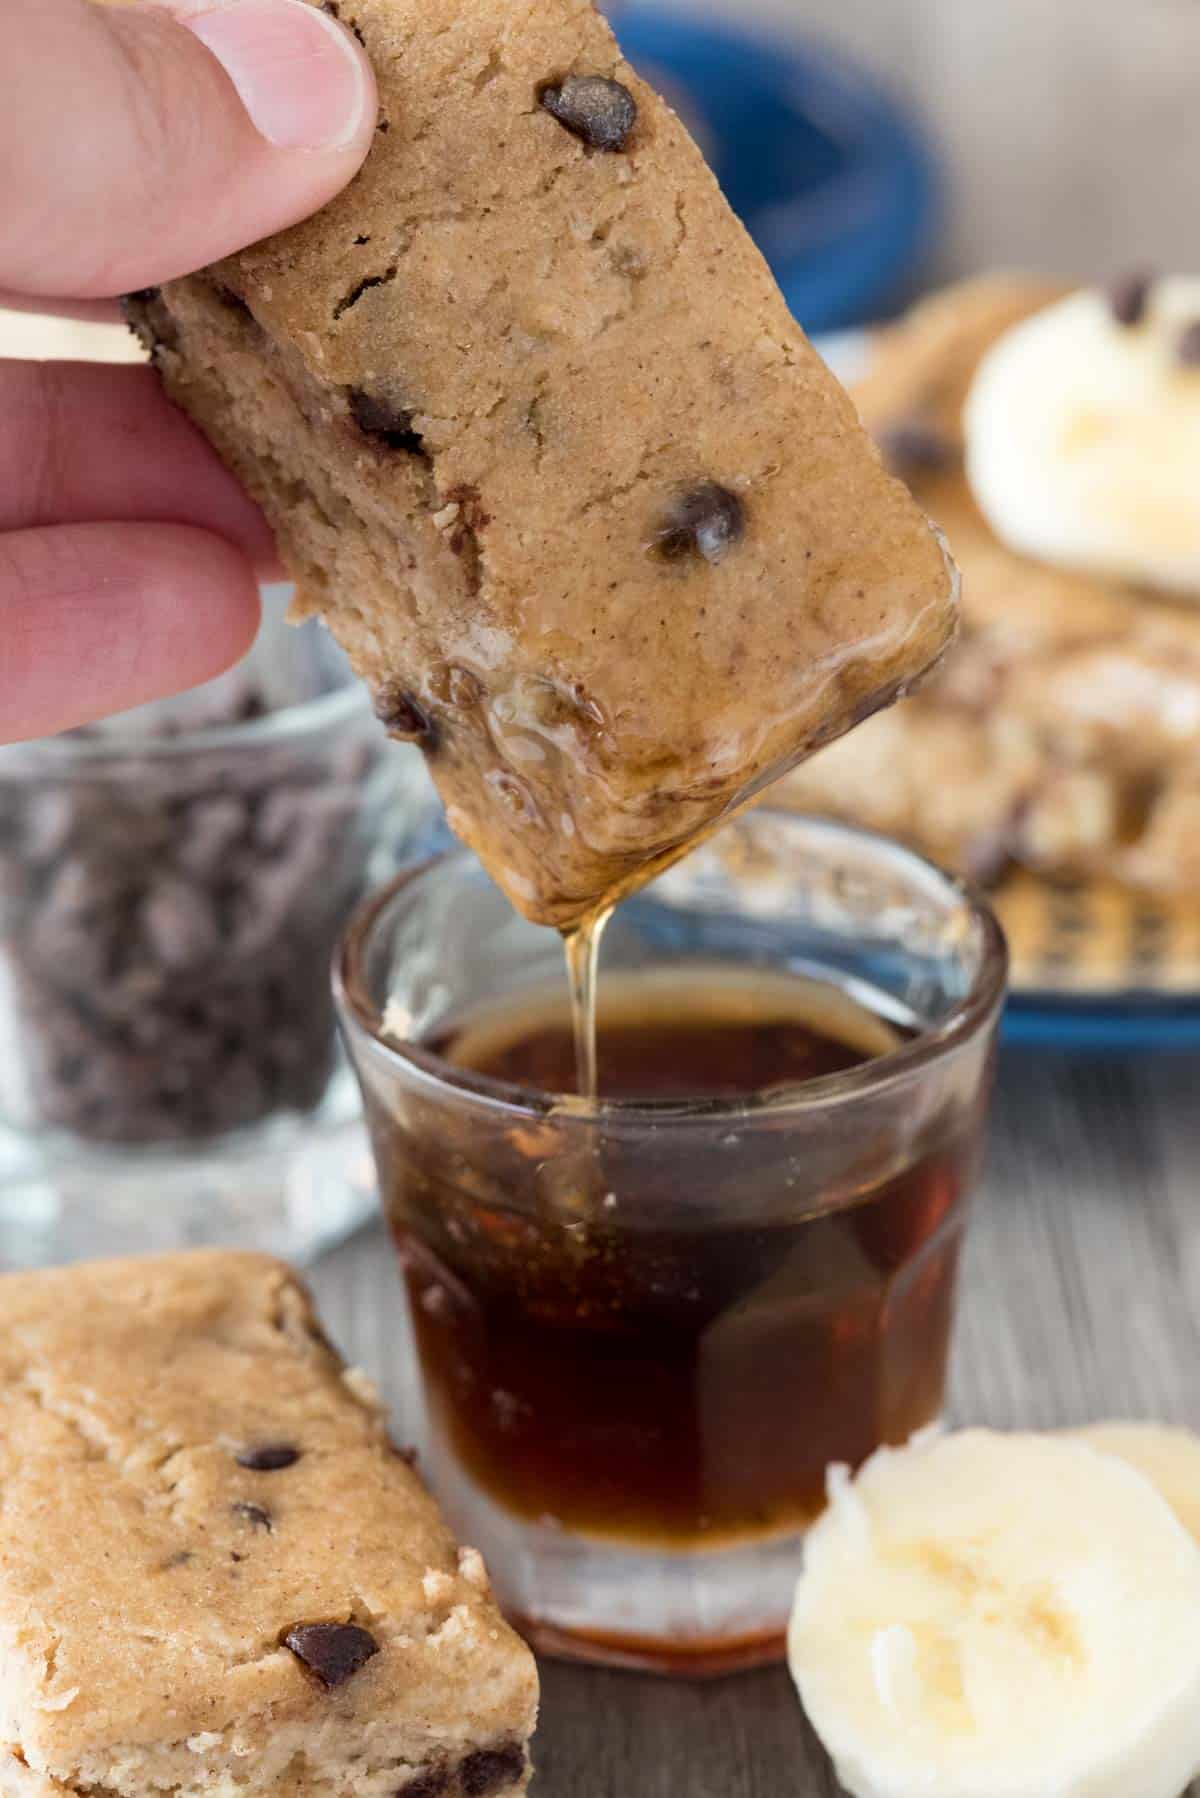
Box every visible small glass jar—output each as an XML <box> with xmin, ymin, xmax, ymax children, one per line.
<box><xmin>0</xmin><ymin>607</ymin><xmax>437</xmax><ymax>1268</ymax></box>
<box><xmin>335</xmin><ymin>812</ymin><xmax>1008</xmax><ymax>1676</ymax></box>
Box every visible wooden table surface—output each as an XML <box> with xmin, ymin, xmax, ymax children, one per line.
<box><xmin>309</xmin><ymin>1043</ymin><xmax>1200</xmax><ymax>1796</ymax></box>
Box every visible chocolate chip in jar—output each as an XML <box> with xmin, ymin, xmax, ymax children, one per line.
<box><xmin>0</xmin><ymin>599</ymin><xmax>406</xmax><ymax>1161</ymax></box>
<box><xmin>140</xmin><ymin>875</ymin><xmax>221</xmax><ymax>973</ymax></box>
<box><xmin>200</xmin><ymin>1049</ymin><xmax>273</xmax><ymax>1137</ymax></box>
<box><xmin>26</xmin><ymin>859</ymin><xmax>129</xmax><ymax>984</ymax></box>
<box><xmin>175</xmin><ymin>797</ymin><xmax>246</xmax><ymax>876</ymax></box>
<box><xmin>20</xmin><ymin>789</ymin><xmax>84</xmax><ymax>868</ymax></box>
<box><xmin>254</xmin><ymin>785</ymin><xmax>358</xmax><ymax>858</ymax></box>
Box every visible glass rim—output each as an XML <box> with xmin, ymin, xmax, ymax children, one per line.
<box><xmin>333</xmin><ymin>813</ymin><xmax>1010</xmax><ymax>1129</ymax></box>
<box><xmin>0</xmin><ymin>681</ymin><xmax>372</xmax><ymax>775</ymax></box>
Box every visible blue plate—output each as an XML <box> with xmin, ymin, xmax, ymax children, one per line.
<box><xmin>613</xmin><ymin>5</ymin><xmax>939</xmax><ymax>332</ymax></box>
<box><xmin>983</xmin><ymin>872</ymin><xmax>1200</xmax><ymax>1050</ymax></box>
<box><xmin>410</xmin><ymin>817</ymin><xmax>1200</xmax><ymax>1052</ymax></box>
<box><xmin>1004</xmin><ymin>998</ymin><xmax>1200</xmax><ymax>1053</ymax></box>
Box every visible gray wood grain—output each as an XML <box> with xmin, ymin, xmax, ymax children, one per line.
<box><xmin>308</xmin><ymin>1045</ymin><xmax>1200</xmax><ymax>1794</ymax></box>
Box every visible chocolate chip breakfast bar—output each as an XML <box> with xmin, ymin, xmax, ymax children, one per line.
<box><xmin>126</xmin><ymin>0</ymin><xmax>955</xmax><ymax>928</ymax></box>
<box><xmin>0</xmin><ymin>1253</ymin><xmax>537</xmax><ymax>1798</ymax></box>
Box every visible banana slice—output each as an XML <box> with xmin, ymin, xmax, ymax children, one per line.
<box><xmin>964</xmin><ymin>281</ymin><xmax>1200</xmax><ymax>597</ymax></box>
<box><xmin>788</xmin><ymin>1429</ymin><xmax>1200</xmax><ymax>1798</ymax></box>
<box><xmin>1069</xmin><ymin>1422</ymin><xmax>1200</xmax><ymax>1548</ymax></box>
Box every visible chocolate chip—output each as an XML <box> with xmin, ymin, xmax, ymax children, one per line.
<box><xmin>254</xmin><ymin>787</ymin><xmax>355</xmax><ymax>856</ymax></box>
<box><xmin>235</xmin><ymin>1442</ymin><xmax>300</xmax><ymax>1471</ymax></box>
<box><xmin>541</xmin><ymin>75</ymin><xmax>637</xmax><ymax>151</ymax></box>
<box><xmin>374</xmin><ymin>686</ymin><xmax>435</xmax><ymax>744</ymax></box>
<box><xmin>176</xmin><ymin>798</ymin><xmax>245</xmax><ymax>876</ymax></box>
<box><xmin>141</xmin><ymin>876</ymin><xmax>219</xmax><ymax>971</ymax></box>
<box><xmin>348</xmin><ymin>389</ymin><xmax>423</xmax><ymax>452</ymax></box>
<box><xmin>399</xmin><ymin>1771</ymin><xmax>450</xmax><ymax>1798</ymax></box>
<box><xmin>1109</xmin><ymin>270</ymin><xmax>1153</xmax><ymax>328</ymax></box>
<box><xmin>461</xmin><ymin>1746</ymin><xmax>527</xmax><ymax>1797</ymax></box>
<box><xmin>1179</xmin><ymin>321</ymin><xmax>1200</xmax><ymax>367</ymax></box>
<box><xmin>283</xmin><ymin>1622</ymin><xmax>379</xmax><ymax>1688</ymax></box>
<box><xmin>232</xmin><ymin>1502</ymin><xmax>273</xmax><ymax>1531</ymax></box>
<box><xmin>160</xmin><ymin>1551</ymin><xmax>192</xmax><ymax>1570</ymax></box>
<box><xmin>877</xmin><ymin>420</ymin><xmax>957</xmax><ymax>478</ymax></box>
<box><xmin>0</xmin><ymin>681</ymin><xmax>378</xmax><ymax>1150</ymax></box>
<box><xmin>652</xmin><ymin>483</ymin><xmax>745</xmax><ymax>566</ymax></box>
<box><xmin>21</xmin><ymin>791</ymin><xmax>80</xmax><ymax>866</ymax></box>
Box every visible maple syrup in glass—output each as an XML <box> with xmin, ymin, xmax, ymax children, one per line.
<box><xmin>336</xmin><ymin>814</ymin><xmax>1006</xmax><ymax>1673</ymax></box>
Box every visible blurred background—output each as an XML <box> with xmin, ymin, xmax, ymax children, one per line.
<box><xmin>611</xmin><ymin>0</ymin><xmax>1200</xmax><ymax>326</ymax></box>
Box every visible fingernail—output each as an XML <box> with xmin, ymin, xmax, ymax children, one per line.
<box><xmin>184</xmin><ymin>0</ymin><xmax>372</xmax><ymax>150</ymax></box>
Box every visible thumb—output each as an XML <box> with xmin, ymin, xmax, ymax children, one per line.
<box><xmin>0</xmin><ymin>0</ymin><xmax>377</xmax><ymax>300</ymax></box>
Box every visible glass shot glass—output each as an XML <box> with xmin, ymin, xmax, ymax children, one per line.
<box><xmin>334</xmin><ymin>812</ymin><xmax>1008</xmax><ymax>1676</ymax></box>
<box><xmin>0</xmin><ymin>602</ymin><xmax>437</xmax><ymax>1269</ymax></box>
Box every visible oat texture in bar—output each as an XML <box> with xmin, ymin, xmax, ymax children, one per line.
<box><xmin>0</xmin><ymin>1252</ymin><xmax>537</xmax><ymax>1798</ymax></box>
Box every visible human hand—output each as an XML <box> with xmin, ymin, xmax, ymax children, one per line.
<box><xmin>0</xmin><ymin>0</ymin><xmax>377</xmax><ymax>742</ymax></box>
